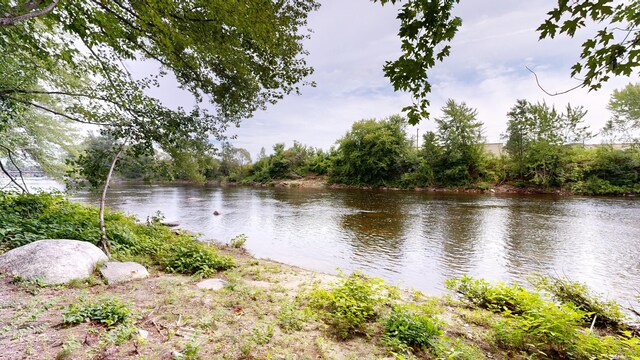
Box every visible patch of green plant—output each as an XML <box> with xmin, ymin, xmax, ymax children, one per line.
<box><xmin>159</xmin><ymin>237</ymin><xmax>235</xmax><ymax>277</ymax></box>
<box><xmin>10</xmin><ymin>276</ymin><xmax>46</xmax><ymax>295</ymax></box>
<box><xmin>277</xmin><ymin>301</ymin><xmax>308</xmax><ymax>333</ymax></box>
<box><xmin>492</xmin><ymin>300</ymin><xmax>586</xmax><ymax>357</ymax></box>
<box><xmin>434</xmin><ymin>336</ymin><xmax>486</xmax><ymax>360</ymax></box>
<box><xmin>573</xmin><ymin>331</ymin><xmax>640</xmax><ymax>359</ymax></box>
<box><xmin>306</xmin><ymin>272</ymin><xmax>388</xmax><ymax>339</ymax></box>
<box><xmin>55</xmin><ymin>337</ymin><xmax>81</xmax><ymax>359</ymax></box>
<box><xmin>183</xmin><ymin>341</ymin><xmax>202</xmax><ymax>360</ymax></box>
<box><xmin>102</xmin><ymin>323</ymin><xmax>138</xmax><ymax>346</ymax></box>
<box><xmin>530</xmin><ymin>274</ymin><xmax>625</xmax><ymax>328</ymax></box>
<box><xmin>0</xmin><ymin>192</ymin><xmax>236</xmax><ymax>277</ymax></box>
<box><xmin>445</xmin><ymin>276</ymin><xmax>540</xmax><ymax>315</ymax></box>
<box><xmin>229</xmin><ymin>233</ymin><xmax>247</xmax><ymax>248</ymax></box>
<box><xmin>63</xmin><ymin>297</ymin><xmax>132</xmax><ymax>328</ymax></box>
<box><xmin>251</xmin><ymin>324</ymin><xmax>274</xmax><ymax>345</ymax></box>
<box><xmin>382</xmin><ymin>305</ymin><xmax>443</xmax><ymax>354</ymax></box>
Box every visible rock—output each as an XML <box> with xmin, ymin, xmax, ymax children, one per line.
<box><xmin>137</xmin><ymin>329</ymin><xmax>149</xmax><ymax>339</ymax></box>
<box><xmin>0</xmin><ymin>239</ymin><xmax>107</xmax><ymax>285</ymax></box>
<box><xmin>100</xmin><ymin>261</ymin><xmax>149</xmax><ymax>284</ymax></box>
<box><xmin>196</xmin><ymin>278</ymin><xmax>227</xmax><ymax>290</ymax></box>
<box><xmin>161</xmin><ymin>222</ymin><xmax>180</xmax><ymax>227</ymax></box>
<box><xmin>213</xmin><ymin>210</ymin><xmax>221</xmax><ymax>216</ymax></box>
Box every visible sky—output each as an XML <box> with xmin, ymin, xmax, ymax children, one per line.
<box><xmin>164</xmin><ymin>0</ymin><xmax>640</xmax><ymax>158</ymax></box>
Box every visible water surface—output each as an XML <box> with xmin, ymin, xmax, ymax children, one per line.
<box><xmin>55</xmin><ymin>182</ymin><xmax>640</xmax><ymax>308</ymax></box>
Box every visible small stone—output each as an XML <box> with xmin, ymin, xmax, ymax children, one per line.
<box><xmin>100</xmin><ymin>261</ymin><xmax>149</xmax><ymax>284</ymax></box>
<box><xmin>171</xmin><ymin>350</ymin><xmax>184</xmax><ymax>359</ymax></box>
<box><xmin>196</xmin><ymin>278</ymin><xmax>227</xmax><ymax>290</ymax></box>
<box><xmin>213</xmin><ymin>210</ymin><xmax>221</xmax><ymax>216</ymax></box>
<box><xmin>137</xmin><ymin>329</ymin><xmax>149</xmax><ymax>339</ymax></box>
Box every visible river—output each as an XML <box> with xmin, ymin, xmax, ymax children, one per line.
<box><xmin>18</xmin><ymin>179</ymin><xmax>640</xmax><ymax>308</ymax></box>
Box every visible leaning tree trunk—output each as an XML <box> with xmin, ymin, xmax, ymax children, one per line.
<box><xmin>99</xmin><ymin>143</ymin><xmax>126</xmax><ymax>258</ymax></box>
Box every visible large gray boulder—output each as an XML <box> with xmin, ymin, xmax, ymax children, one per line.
<box><xmin>0</xmin><ymin>239</ymin><xmax>108</xmax><ymax>284</ymax></box>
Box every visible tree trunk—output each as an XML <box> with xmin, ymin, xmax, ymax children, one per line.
<box><xmin>99</xmin><ymin>143</ymin><xmax>126</xmax><ymax>258</ymax></box>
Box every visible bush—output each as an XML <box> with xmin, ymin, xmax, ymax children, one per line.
<box><xmin>445</xmin><ymin>276</ymin><xmax>540</xmax><ymax>315</ymax></box>
<box><xmin>447</xmin><ymin>276</ymin><xmax>640</xmax><ymax>359</ymax></box>
<box><xmin>160</xmin><ymin>237</ymin><xmax>235</xmax><ymax>277</ymax></box>
<box><xmin>0</xmin><ymin>192</ymin><xmax>235</xmax><ymax>276</ymax></box>
<box><xmin>382</xmin><ymin>305</ymin><xmax>443</xmax><ymax>353</ymax></box>
<box><xmin>307</xmin><ymin>272</ymin><xmax>388</xmax><ymax>339</ymax></box>
<box><xmin>530</xmin><ymin>274</ymin><xmax>625</xmax><ymax>328</ymax></box>
<box><xmin>63</xmin><ymin>297</ymin><xmax>132</xmax><ymax>328</ymax></box>
<box><xmin>229</xmin><ymin>234</ymin><xmax>247</xmax><ymax>249</ymax></box>
<box><xmin>492</xmin><ymin>301</ymin><xmax>585</xmax><ymax>356</ymax></box>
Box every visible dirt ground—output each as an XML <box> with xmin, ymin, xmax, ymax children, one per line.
<box><xmin>0</xmin><ymin>247</ymin><xmax>510</xmax><ymax>360</ymax></box>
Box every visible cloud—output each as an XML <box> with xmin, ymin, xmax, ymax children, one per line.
<box><xmin>144</xmin><ymin>0</ymin><xmax>639</xmax><ymax>157</ymax></box>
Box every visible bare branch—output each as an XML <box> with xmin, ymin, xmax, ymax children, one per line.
<box><xmin>0</xmin><ymin>0</ymin><xmax>60</xmax><ymax>26</ymax></box>
<box><xmin>526</xmin><ymin>66</ymin><xmax>584</xmax><ymax>96</ymax></box>
<box><xmin>0</xmin><ymin>93</ymin><xmax>111</xmax><ymax>126</ymax></box>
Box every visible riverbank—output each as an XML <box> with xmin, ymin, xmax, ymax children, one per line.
<box><xmin>227</xmin><ymin>177</ymin><xmax>582</xmax><ymax>196</ymax></box>
<box><xmin>1</xmin><ymin>192</ymin><xmax>639</xmax><ymax>359</ymax></box>
<box><xmin>2</xmin><ymin>244</ymin><xmax>640</xmax><ymax>359</ymax></box>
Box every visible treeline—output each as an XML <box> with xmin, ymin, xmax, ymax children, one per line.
<box><xmin>69</xmin><ymin>91</ymin><xmax>640</xmax><ymax>195</ymax></box>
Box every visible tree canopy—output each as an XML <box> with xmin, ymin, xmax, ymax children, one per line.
<box><xmin>0</xmin><ymin>0</ymin><xmax>319</xmax><ymax>181</ymax></box>
<box><xmin>374</xmin><ymin>0</ymin><xmax>640</xmax><ymax>124</ymax></box>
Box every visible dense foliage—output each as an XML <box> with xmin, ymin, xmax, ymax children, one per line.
<box><xmin>0</xmin><ymin>192</ymin><xmax>235</xmax><ymax>274</ymax></box>
<box><xmin>446</xmin><ymin>276</ymin><xmax>640</xmax><ymax>359</ymax></box>
<box><xmin>373</xmin><ymin>0</ymin><xmax>640</xmax><ymax>124</ymax></box>
<box><xmin>329</xmin><ymin>115</ymin><xmax>411</xmax><ymax>186</ymax></box>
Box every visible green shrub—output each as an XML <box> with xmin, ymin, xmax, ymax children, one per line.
<box><xmin>63</xmin><ymin>297</ymin><xmax>132</xmax><ymax>328</ymax></box>
<box><xmin>277</xmin><ymin>301</ymin><xmax>307</xmax><ymax>333</ymax></box>
<box><xmin>530</xmin><ymin>274</ymin><xmax>625</xmax><ymax>328</ymax></box>
<box><xmin>445</xmin><ymin>276</ymin><xmax>540</xmax><ymax>315</ymax></box>
<box><xmin>0</xmin><ymin>192</ymin><xmax>236</xmax><ymax>276</ymax></box>
<box><xmin>573</xmin><ymin>331</ymin><xmax>640</xmax><ymax>359</ymax></box>
<box><xmin>160</xmin><ymin>238</ymin><xmax>235</xmax><ymax>277</ymax></box>
<box><xmin>307</xmin><ymin>272</ymin><xmax>387</xmax><ymax>339</ymax></box>
<box><xmin>382</xmin><ymin>305</ymin><xmax>443</xmax><ymax>353</ymax></box>
<box><xmin>229</xmin><ymin>234</ymin><xmax>247</xmax><ymax>249</ymax></box>
<box><xmin>434</xmin><ymin>336</ymin><xmax>486</xmax><ymax>360</ymax></box>
<box><xmin>492</xmin><ymin>301</ymin><xmax>585</xmax><ymax>356</ymax></box>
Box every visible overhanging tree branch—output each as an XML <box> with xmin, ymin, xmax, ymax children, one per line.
<box><xmin>0</xmin><ymin>93</ymin><xmax>111</xmax><ymax>125</ymax></box>
<box><xmin>0</xmin><ymin>0</ymin><xmax>60</xmax><ymax>26</ymax></box>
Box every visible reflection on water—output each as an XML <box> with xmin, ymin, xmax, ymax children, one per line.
<box><xmin>16</xmin><ymin>179</ymin><xmax>640</xmax><ymax>307</ymax></box>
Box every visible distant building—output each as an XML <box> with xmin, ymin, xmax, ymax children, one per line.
<box><xmin>482</xmin><ymin>142</ymin><xmax>634</xmax><ymax>157</ymax></box>
<box><xmin>483</xmin><ymin>143</ymin><xmax>504</xmax><ymax>157</ymax></box>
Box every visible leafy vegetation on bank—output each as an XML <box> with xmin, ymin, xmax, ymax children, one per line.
<box><xmin>0</xmin><ymin>191</ymin><xmax>235</xmax><ymax>275</ymax></box>
<box><xmin>447</xmin><ymin>275</ymin><xmax>640</xmax><ymax>359</ymax></box>
<box><xmin>63</xmin><ymin>85</ymin><xmax>640</xmax><ymax>195</ymax></box>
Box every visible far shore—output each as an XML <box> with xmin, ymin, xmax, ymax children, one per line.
<box><xmin>110</xmin><ymin>176</ymin><xmax>639</xmax><ymax>197</ymax></box>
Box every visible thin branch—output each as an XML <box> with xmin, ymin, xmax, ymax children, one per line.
<box><xmin>0</xmin><ymin>156</ymin><xmax>28</xmax><ymax>193</ymax></box>
<box><xmin>0</xmin><ymin>93</ymin><xmax>111</xmax><ymax>125</ymax></box>
<box><xmin>526</xmin><ymin>66</ymin><xmax>584</xmax><ymax>96</ymax></box>
<box><xmin>0</xmin><ymin>0</ymin><xmax>60</xmax><ymax>26</ymax></box>
<box><xmin>0</xmin><ymin>89</ymin><xmax>127</xmax><ymax>109</ymax></box>
<box><xmin>1</xmin><ymin>145</ymin><xmax>29</xmax><ymax>193</ymax></box>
